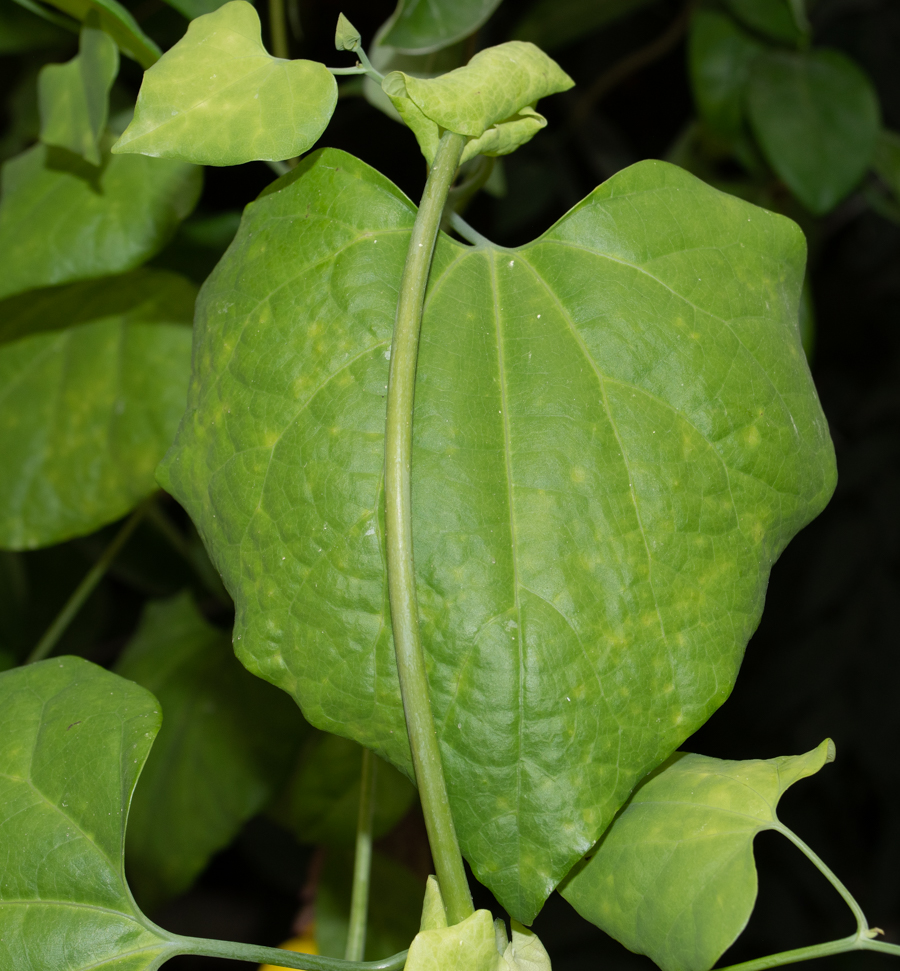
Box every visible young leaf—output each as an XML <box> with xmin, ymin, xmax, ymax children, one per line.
<box><xmin>723</xmin><ymin>0</ymin><xmax>801</xmax><ymax>44</ymax></box>
<box><xmin>112</xmin><ymin>1</ymin><xmax>338</xmax><ymax>166</ymax></box>
<box><xmin>271</xmin><ymin>731</ymin><xmax>416</xmax><ymax>847</ymax></box>
<box><xmin>335</xmin><ymin>12</ymin><xmax>361</xmax><ymax>51</ymax></box>
<box><xmin>40</xmin><ymin>0</ymin><xmax>161</xmax><ymax>66</ymax></box>
<box><xmin>0</xmin><ymin>269</ymin><xmax>195</xmax><ymax>549</ymax></box>
<box><xmin>115</xmin><ymin>593</ymin><xmax>310</xmax><ymax>912</ymax></box>
<box><xmin>381</xmin><ymin>0</ymin><xmax>503</xmax><ymax>55</ymax></box>
<box><xmin>317</xmin><ymin>849</ymin><xmax>424</xmax><ymax>960</ymax></box>
<box><xmin>688</xmin><ymin>10</ymin><xmax>762</xmax><ymax>141</ymax></box>
<box><xmin>560</xmin><ymin>741</ymin><xmax>836</xmax><ymax>971</ymax></box>
<box><xmin>0</xmin><ymin>656</ymin><xmax>173</xmax><ymax>969</ymax></box>
<box><xmin>0</xmin><ymin>139</ymin><xmax>201</xmax><ymax>300</ymax></box>
<box><xmin>747</xmin><ymin>49</ymin><xmax>880</xmax><ymax>214</ymax></box>
<box><xmin>159</xmin><ymin>149</ymin><xmax>836</xmax><ymax>922</ymax></box>
<box><xmin>38</xmin><ymin>17</ymin><xmax>119</xmax><ymax>165</ymax></box>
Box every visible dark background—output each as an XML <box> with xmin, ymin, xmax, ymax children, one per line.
<box><xmin>2</xmin><ymin>0</ymin><xmax>898</xmax><ymax>968</ymax></box>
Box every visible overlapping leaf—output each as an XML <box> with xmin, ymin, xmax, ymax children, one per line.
<box><xmin>560</xmin><ymin>741</ymin><xmax>835</xmax><ymax>971</ymax></box>
<box><xmin>0</xmin><ymin>270</ymin><xmax>195</xmax><ymax>549</ymax></box>
<box><xmin>381</xmin><ymin>0</ymin><xmax>503</xmax><ymax>54</ymax></box>
<box><xmin>0</xmin><ymin>139</ymin><xmax>201</xmax><ymax>300</ymax></box>
<box><xmin>39</xmin><ymin>0</ymin><xmax>161</xmax><ymax>66</ymax></box>
<box><xmin>159</xmin><ymin>148</ymin><xmax>836</xmax><ymax>921</ymax></box>
<box><xmin>115</xmin><ymin>593</ymin><xmax>309</xmax><ymax>911</ymax></box>
<box><xmin>747</xmin><ymin>50</ymin><xmax>880</xmax><ymax>214</ymax></box>
<box><xmin>724</xmin><ymin>0</ymin><xmax>801</xmax><ymax>44</ymax></box>
<box><xmin>112</xmin><ymin>1</ymin><xmax>337</xmax><ymax>166</ymax></box>
<box><xmin>0</xmin><ymin>656</ymin><xmax>174</xmax><ymax>970</ymax></box>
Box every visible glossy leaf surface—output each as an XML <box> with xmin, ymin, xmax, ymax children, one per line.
<box><xmin>115</xmin><ymin>593</ymin><xmax>309</xmax><ymax>911</ymax></box>
<box><xmin>747</xmin><ymin>49</ymin><xmax>880</xmax><ymax>214</ymax></box>
<box><xmin>0</xmin><ymin>656</ymin><xmax>172</xmax><ymax>970</ymax></box>
<box><xmin>689</xmin><ymin>10</ymin><xmax>762</xmax><ymax>141</ymax></box>
<box><xmin>381</xmin><ymin>0</ymin><xmax>503</xmax><ymax>54</ymax></box>
<box><xmin>272</xmin><ymin>731</ymin><xmax>416</xmax><ymax>846</ymax></box>
<box><xmin>38</xmin><ymin>18</ymin><xmax>118</xmax><ymax>164</ymax></box>
<box><xmin>0</xmin><ymin>269</ymin><xmax>195</xmax><ymax>549</ymax></box>
<box><xmin>160</xmin><ymin>148</ymin><xmax>836</xmax><ymax>921</ymax></box>
<box><xmin>560</xmin><ymin>741</ymin><xmax>835</xmax><ymax>971</ymax></box>
<box><xmin>41</xmin><ymin>0</ymin><xmax>161</xmax><ymax>66</ymax></box>
<box><xmin>113</xmin><ymin>2</ymin><xmax>337</xmax><ymax>165</ymax></box>
<box><xmin>0</xmin><ymin>139</ymin><xmax>201</xmax><ymax>300</ymax></box>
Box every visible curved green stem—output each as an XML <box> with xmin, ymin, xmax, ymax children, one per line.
<box><xmin>26</xmin><ymin>496</ymin><xmax>152</xmax><ymax>665</ymax></box>
<box><xmin>345</xmin><ymin>748</ymin><xmax>377</xmax><ymax>962</ymax></box>
<box><xmin>774</xmin><ymin>823</ymin><xmax>869</xmax><ymax>935</ymax></box>
<box><xmin>717</xmin><ymin>935</ymin><xmax>865</xmax><ymax>971</ymax></box>
<box><xmin>170</xmin><ymin>935</ymin><xmax>407</xmax><ymax>971</ymax></box>
<box><xmin>384</xmin><ymin>128</ymin><xmax>473</xmax><ymax>926</ymax></box>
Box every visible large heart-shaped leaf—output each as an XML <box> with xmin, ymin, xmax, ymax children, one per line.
<box><xmin>159</xmin><ymin>148</ymin><xmax>836</xmax><ymax>921</ymax></box>
<box><xmin>112</xmin><ymin>1</ymin><xmax>337</xmax><ymax>166</ymax></box>
<box><xmin>747</xmin><ymin>49</ymin><xmax>880</xmax><ymax>214</ymax></box>
<box><xmin>38</xmin><ymin>17</ymin><xmax>119</xmax><ymax>165</ymax></box>
<box><xmin>0</xmin><ymin>269</ymin><xmax>195</xmax><ymax>549</ymax></box>
<box><xmin>560</xmin><ymin>741</ymin><xmax>835</xmax><ymax>971</ymax></box>
<box><xmin>381</xmin><ymin>0</ymin><xmax>503</xmax><ymax>54</ymax></box>
<box><xmin>0</xmin><ymin>140</ymin><xmax>201</xmax><ymax>301</ymax></box>
<box><xmin>0</xmin><ymin>656</ymin><xmax>173</xmax><ymax>969</ymax></box>
<box><xmin>115</xmin><ymin>593</ymin><xmax>309</xmax><ymax>912</ymax></box>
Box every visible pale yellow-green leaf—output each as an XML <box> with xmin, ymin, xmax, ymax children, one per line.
<box><xmin>406</xmin><ymin>908</ymin><xmax>499</xmax><ymax>971</ymax></box>
<box><xmin>335</xmin><ymin>12</ymin><xmax>360</xmax><ymax>51</ymax></box>
<box><xmin>112</xmin><ymin>1</ymin><xmax>337</xmax><ymax>165</ymax></box>
<box><xmin>419</xmin><ymin>876</ymin><xmax>448</xmax><ymax>932</ymax></box>
<box><xmin>500</xmin><ymin>922</ymin><xmax>552</xmax><ymax>971</ymax></box>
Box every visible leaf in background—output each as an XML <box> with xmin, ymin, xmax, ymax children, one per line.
<box><xmin>723</xmin><ymin>0</ymin><xmax>800</xmax><ymax>44</ymax></box>
<box><xmin>381</xmin><ymin>0</ymin><xmax>503</xmax><ymax>55</ymax></box>
<box><xmin>0</xmin><ymin>269</ymin><xmax>195</xmax><ymax>549</ymax></box>
<box><xmin>0</xmin><ymin>0</ymin><xmax>72</xmax><ymax>52</ymax></box>
<box><xmin>0</xmin><ymin>656</ymin><xmax>174</xmax><ymax>969</ymax></box>
<box><xmin>272</xmin><ymin>731</ymin><xmax>416</xmax><ymax>846</ymax></box>
<box><xmin>39</xmin><ymin>17</ymin><xmax>119</xmax><ymax>165</ymax></box>
<box><xmin>747</xmin><ymin>49</ymin><xmax>880</xmax><ymax>214</ymax></box>
<box><xmin>40</xmin><ymin>0</ymin><xmax>160</xmax><ymax>65</ymax></box>
<box><xmin>561</xmin><ymin>741</ymin><xmax>836</xmax><ymax>971</ymax></box>
<box><xmin>512</xmin><ymin>0</ymin><xmax>658</xmax><ymax>52</ymax></box>
<box><xmin>0</xmin><ymin>138</ymin><xmax>201</xmax><ymax>300</ymax></box>
<box><xmin>689</xmin><ymin>10</ymin><xmax>762</xmax><ymax>141</ymax></box>
<box><xmin>115</xmin><ymin>593</ymin><xmax>309</xmax><ymax>911</ymax></box>
<box><xmin>159</xmin><ymin>148</ymin><xmax>836</xmax><ymax>921</ymax></box>
<box><xmin>112</xmin><ymin>2</ymin><xmax>337</xmax><ymax>166</ymax></box>
<box><xmin>317</xmin><ymin>848</ymin><xmax>424</xmax><ymax>960</ymax></box>
<box><xmin>873</xmin><ymin>128</ymin><xmax>900</xmax><ymax>201</ymax></box>
<box><xmin>160</xmin><ymin>0</ymin><xmax>233</xmax><ymax>20</ymax></box>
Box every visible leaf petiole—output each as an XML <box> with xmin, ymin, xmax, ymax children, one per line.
<box><xmin>170</xmin><ymin>934</ymin><xmax>408</xmax><ymax>970</ymax></box>
<box><xmin>384</xmin><ymin>128</ymin><xmax>474</xmax><ymax>926</ymax></box>
<box><xmin>345</xmin><ymin>748</ymin><xmax>377</xmax><ymax>961</ymax></box>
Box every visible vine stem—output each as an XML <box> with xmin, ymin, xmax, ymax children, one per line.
<box><xmin>26</xmin><ymin>496</ymin><xmax>153</xmax><ymax>665</ymax></box>
<box><xmin>345</xmin><ymin>748</ymin><xmax>377</xmax><ymax>961</ymax></box>
<box><xmin>384</xmin><ymin>128</ymin><xmax>474</xmax><ymax>926</ymax></box>
<box><xmin>169</xmin><ymin>935</ymin><xmax>407</xmax><ymax>971</ymax></box>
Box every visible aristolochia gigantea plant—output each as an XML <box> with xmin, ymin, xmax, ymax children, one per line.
<box><xmin>1</xmin><ymin>6</ymin><xmax>897</xmax><ymax>971</ymax></box>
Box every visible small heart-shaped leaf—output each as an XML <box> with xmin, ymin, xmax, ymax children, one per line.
<box><xmin>112</xmin><ymin>1</ymin><xmax>337</xmax><ymax>165</ymax></box>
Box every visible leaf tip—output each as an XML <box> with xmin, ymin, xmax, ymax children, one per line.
<box><xmin>335</xmin><ymin>13</ymin><xmax>361</xmax><ymax>51</ymax></box>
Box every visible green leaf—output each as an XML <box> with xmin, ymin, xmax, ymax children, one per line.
<box><xmin>115</xmin><ymin>593</ymin><xmax>308</xmax><ymax>911</ymax></box>
<box><xmin>0</xmin><ymin>269</ymin><xmax>195</xmax><ymax>549</ymax></box>
<box><xmin>112</xmin><ymin>1</ymin><xmax>337</xmax><ymax>166</ymax></box>
<box><xmin>40</xmin><ymin>0</ymin><xmax>161</xmax><ymax>66</ymax></box>
<box><xmin>747</xmin><ymin>49</ymin><xmax>880</xmax><ymax>214</ymax></box>
<box><xmin>0</xmin><ymin>138</ymin><xmax>201</xmax><ymax>300</ymax></box>
<box><xmin>317</xmin><ymin>849</ymin><xmax>424</xmax><ymax>960</ymax></box>
<box><xmin>381</xmin><ymin>0</ymin><xmax>503</xmax><ymax>55</ymax></box>
<box><xmin>688</xmin><ymin>10</ymin><xmax>762</xmax><ymax>141</ymax></box>
<box><xmin>271</xmin><ymin>731</ymin><xmax>416</xmax><ymax>847</ymax></box>
<box><xmin>159</xmin><ymin>148</ymin><xmax>836</xmax><ymax>922</ymax></box>
<box><xmin>499</xmin><ymin>922</ymin><xmax>552</xmax><ymax>971</ymax></box>
<box><xmin>161</xmin><ymin>0</ymin><xmax>232</xmax><ymax>19</ymax></box>
<box><xmin>873</xmin><ymin>128</ymin><xmax>900</xmax><ymax>201</ymax></box>
<box><xmin>382</xmin><ymin>41</ymin><xmax>573</xmax><ymax>163</ymax></box>
<box><xmin>39</xmin><ymin>18</ymin><xmax>119</xmax><ymax>165</ymax></box>
<box><xmin>723</xmin><ymin>0</ymin><xmax>800</xmax><ymax>44</ymax></box>
<box><xmin>0</xmin><ymin>655</ymin><xmax>173</xmax><ymax>969</ymax></box>
<box><xmin>404</xmin><ymin>877</ymin><xmax>498</xmax><ymax>971</ymax></box>
<box><xmin>560</xmin><ymin>741</ymin><xmax>836</xmax><ymax>971</ymax></box>
<box><xmin>512</xmin><ymin>0</ymin><xmax>657</xmax><ymax>52</ymax></box>
<box><xmin>335</xmin><ymin>12</ymin><xmax>361</xmax><ymax>51</ymax></box>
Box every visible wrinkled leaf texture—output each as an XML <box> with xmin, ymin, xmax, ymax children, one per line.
<box><xmin>160</xmin><ymin>148</ymin><xmax>836</xmax><ymax>922</ymax></box>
